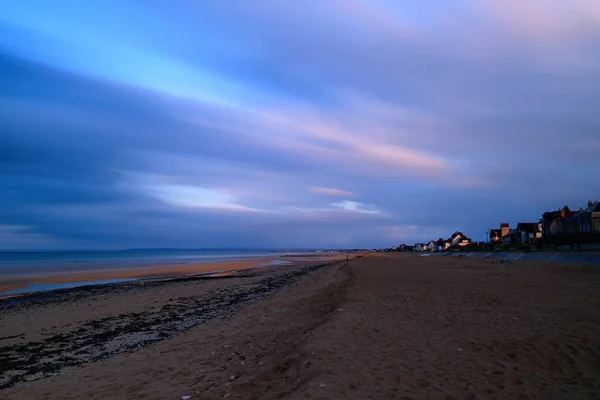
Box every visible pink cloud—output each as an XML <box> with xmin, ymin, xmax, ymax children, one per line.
<box><xmin>473</xmin><ymin>0</ymin><xmax>600</xmax><ymax>42</ymax></box>
<box><xmin>330</xmin><ymin>0</ymin><xmax>412</xmax><ymax>38</ymax></box>
<box><xmin>309</xmin><ymin>186</ymin><xmax>355</xmax><ymax>196</ymax></box>
<box><xmin>256</xmin><ymin>104</ymin><xmax>451</xmax><ymax>177</ymax></box>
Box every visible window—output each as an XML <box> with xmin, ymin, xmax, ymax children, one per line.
<box><xmin>594</xmin><ymin>221</ymin><xmax>600</xmax><ymax>232</ymax></box>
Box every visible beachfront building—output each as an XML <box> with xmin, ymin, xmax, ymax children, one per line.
<box><xmin>565</xmin><ymin>201</ymin><xmax>600</xmax><ymax>234</ymax></box>
<box><xmin>490</xmin><ymin>229</ymin><xmax>502</xmax><ymax>244</ymax></box>
<box><xmin>541</xmin><ymin>206</ymin><xmax>577</xmax><ymax>237</ymax></box>
<box><xmin>489</xmin><ymin>222</ymin><xmax>511</xmax><ymax>244</ymax></box>
<box><xmin>448</xmin><ymin>231</ymin><xmax>473</xmax><ymax>247</ymax></box>
<box><xmin>426</xmin><ymin>240</ymin><xmax>438</xmax><ymax>251</ymax></box>
<box><xmin>516</xmin><ymin>222</ymin><xmax>543</xmax><ymax>244</ymax></box>
<box><xmin>502</xmin><ymin>229</ymin><xmax>520</xmax><ymax>244</ymax></box>
<box><xmin>541</xmin><ymin>200</ymin><xmax>600</xmax><ymax>245</ymax></box>
<box><xmin>414</xmin><ymin>243</ymin><xmax>426</xmax><ymax>252</ymax></box>
<box><xmin>435</xmin><ymin>238</ymin><xmax>446</xmax><ymax>251</ymax></box>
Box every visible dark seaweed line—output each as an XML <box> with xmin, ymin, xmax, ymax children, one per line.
<box><xmin>0</xmin><ymin>261</ymin><xmax>340</xmax><ymax>390</ymax></box>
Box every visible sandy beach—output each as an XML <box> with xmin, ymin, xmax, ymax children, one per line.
<box><xmin>1</xmin><ymin>253</ymin><xmax>599</xmax><ymax>399</ymax></box>
<box><xmin>0</xmin><ymin>254</ymin><xmax>332</xmax><ymax>295</ymax></box>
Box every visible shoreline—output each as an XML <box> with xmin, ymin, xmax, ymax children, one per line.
<box><xmin>0</xmin><ymin>257</ymin><xmax>349</xmax><ymax>390</ymax></box>
<box><xmin>0</xmin><ymin>255</ymin><xmax>340</xmax><ymax>297</ymax></box>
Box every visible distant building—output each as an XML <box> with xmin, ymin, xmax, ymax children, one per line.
<box><xmin>426</xmin><ymin>240</ymin><xmax>437</xmax><ymax>251</ymax></box>
<box><xmin>490</xmin><ymin>229</ymin><xmax>502</xmax><ymax>243</ymax></box>
<box><xmin>490</xmin><ymin>223</ymin><xmax>511</xmax><ymax>244</ymax></box>
<box><xmin>501</xmin><ymin>223</ymin><xmax>510</xmax><ymax>239</ymax></box>
<box><xmin>435</xmin><ymin>238</ymin><xmax>446</xmax><ymax>251</ymax></box>
<box><xmin>541</xmin><ymin>206</ymin><xmax>577</xmax><ymax>237</ymax></box>
<box><xmin>566</xmin><ymin>201</ymin><xmax>600</xmax><ymax>234</ymax></box>
<box><xmin>541</xmin><ymin>200</ymin><xmax>600</xmax><ymax>245</ymax></box>
<box><xmin>516</xmin><ymin>222</ymin><xmax>543</xmax><ymax>244</ymax></box>
<box><xmin>414</xmin><ymin>243</ymin><xmax>426</xmax><ymax>252</ymax></box>
<box><xmin>448</xmin><ymin>231</ymin><xmax>473</xmax><ymax>247</ymax></box>
<box><xmin>503</xmin><ymin>229</ymin><xmax>520</xmax><ymax>244</ymax></box>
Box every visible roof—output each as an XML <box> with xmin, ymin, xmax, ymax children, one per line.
<box><xmin>584</xmin><ymin>201</ymin><xmax>600</xmax><ymax>213</ymax></box>
<box><xmin>516</xmin><ymin>222</ymin><xmax>540</xmax><ymax>233</ymax></box>
<box><xmin>448</xmin><ymin>231</ymin><xmax>472</xmax><ymax>241</ymax></box>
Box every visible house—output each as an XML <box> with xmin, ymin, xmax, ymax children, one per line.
<box><xmin>414</xmin><ymin>243</ymin><xmax>426</xmax><ymax>252</ymax></box>
<box><xmin>500</xmin><ymin>223</ymin><xmax>510</xmax><ymax>239</ymax></box>
<box><xmin>541</xmin><ymin>201</ymin><xmax>600</xmax><ymax>244</ymax></box>
<box><xmin>503</xmin><ymin>229</ymin><xmax>520</xmax><ymax>244</ymax></box>
<box><xmin>541</xmin><ymin>206</ymin><xmax>577</xmax><ymax>237</ymax></box>
<box><xmin>566</xmin><ymin>201</ymin><xmax>600</xmax><ymax>234</ymax></box>
<box><xmin>399</xmin><ymin>243</ymin><xmax>408</xmax><ymax>252</ymax></box>
<box><xmin>489</xmin><ymin>229</ymin><xmax>502</xmax><ymax>243</ymax></box>
<box><xmin>447</xmin><ymin>231</ymin><xmax>473</xmax><ymax>247</ymax></box>
<box><xmin>426</xmin><ymin>240</ymin><xmax>437</xmax><ymax>251</ymax></box>
<box><xmin>490</xmin><ymin>223</ymin><xmax>511</xmax><ymax>244</ymax></box>
<box><xmin>516</xmin><ymin>222</ymin><xmax>543</xmax><ymax>244</ymax></box>
<box><xmin>435</xmin><ymin>238</ymin><xmax>446</xmax><ymax>251</ymax></box>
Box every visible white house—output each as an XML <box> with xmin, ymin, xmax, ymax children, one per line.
<box><xmin>448</xmin><ymin>231</ymin><xmax>473</xmax><ymax>247</ymax></box>
<box><xmin>426</xmin><ymin>240</ymin><xmax>437</xmax><ymax>251</ymax></box>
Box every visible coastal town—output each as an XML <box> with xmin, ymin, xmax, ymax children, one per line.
<box><xmin>382</xmin><ymin>199</ymin><xmax>600</xmax><ymax>253</ymax></box>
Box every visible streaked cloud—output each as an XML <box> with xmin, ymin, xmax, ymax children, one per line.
<box><xmin>1</xmin><ymin>1</ymin><xmax>599</xmax><ymax>249</ymax></box>
<box><xmin>329</xmin><ymin>201</ymin><xmax>380</xmax><ymax>215</ymax></box>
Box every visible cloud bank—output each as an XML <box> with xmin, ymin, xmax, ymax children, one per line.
<box><xmin>1</xmin><ymin>0</ymin><xmax>599</xmax><ymax>248</ymax></box>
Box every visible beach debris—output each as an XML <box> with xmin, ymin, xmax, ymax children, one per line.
<box><xmin>182</xmin><ymin>396</ymin><xmax>192</xmax><ymax>400</ymax></box>
<box><xmin>0</xmin><ymin>333</ymin><xmax>25</xmax><ymax>341</ymax></box>
<box><xmin>449</xmin><ymin>347</ymin><xmax>463</xmax><ymax>352</ymax></box>
<box><xmin>229</xmin><ymin>375</ymin><xmax>238</xmax><ymax>381</ymax></box>
<box><xmin>319</xmin><ymin>383</ymin><xmax>327</xmax><ymax>388</ymax></box>
<box><xmin>224</xmin><ymin>394</ymin><xmax>231</xmax><ymax>398</ymax></box>
<box><xmin>0</xmin><ymin>260</ymin><xmax>340</xmax><ymax>391</ymax></box>
<box><xmin>338</xmin><ymin>308</ymin><xmax>344</xmax><ymax>311</ymax></box>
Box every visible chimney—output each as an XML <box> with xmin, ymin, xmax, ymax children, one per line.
<box><xmin>500</xmin><ymin>223</ymin><xmax>510</xmax><ymax>238</ymax></box>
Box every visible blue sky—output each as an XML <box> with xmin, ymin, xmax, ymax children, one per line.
<box><xmin>1</xmin><ymin>0</ymin><xmax>600</xmax><ymax>249</ymax></box>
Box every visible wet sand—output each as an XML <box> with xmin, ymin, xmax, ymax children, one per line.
<box><xmin>0</xmin><ymin>257</ymin><xmax>297</xmax><ymax>294</ymax></box>
<box><xmin>2</xmin><ymin>253</ymin><xmax>599</xmax><ymax>399</ymax></box>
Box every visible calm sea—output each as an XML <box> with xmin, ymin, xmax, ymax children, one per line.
<box><xmin>0</xmin><ymin>249</ymin><xmax>303</xmax><ymax>277</ymax></box>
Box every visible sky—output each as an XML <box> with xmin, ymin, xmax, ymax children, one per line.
<box><xmin>1</xmin><ymin>0</ymin><xmax>600</xmax><ymax>249</ymax></box>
